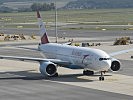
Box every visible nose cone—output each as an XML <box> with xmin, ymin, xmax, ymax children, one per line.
<box><xmin>102</xmin><ymin>60</ymin><xmax>111</xmax><ymax>70</ymax></box>
<box><xmin>92</xmin><ymin>60</ymin><xmax>111</xmax><ymax>71</ymax></box>
<box><xmin>91</xmin><ymin>48</ymin><xmax>111</xmax><ymax>71</ymax></box>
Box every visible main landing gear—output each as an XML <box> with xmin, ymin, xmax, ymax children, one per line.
<box><xmin>99</xmin><ymin>71</ymin><xmax>104</xmax><ymax>81</ymax></box>
<box><xmin>83</xmin><ymin>69</ymin><xmax>105</xmax><ymax>81</ymax></box>
<box><xmin>83</xmin><ymin>70</ymin><xmax>94</xmax><ymax>76</ymax></box>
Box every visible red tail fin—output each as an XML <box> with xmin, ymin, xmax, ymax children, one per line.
<box><xmin>37</xmin><ymin>11</ymin><xmax>49</xmax><ymax>44</ymax></box>
<box><xmin>41</xmin><ymin>33</ymin><xmax>49</xmax><ymax>44</ymax></box>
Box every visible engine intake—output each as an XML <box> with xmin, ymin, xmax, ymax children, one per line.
<box><xmin>46</xmin><ymin>64</ymin><xmax>57</xmax><ymax>75</ymax></box>
<box><xmin>40</xmin><ymin>61</ymin><xmax>57</xmax><ymax>76</ymax></box>
<box><xmin>111</xmin><ymin>60</ymin><xmax>120</xmax><ymax>71</ymax></box>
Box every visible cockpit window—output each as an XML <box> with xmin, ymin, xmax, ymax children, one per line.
<box><xmin>99</xmin><ymin>58</ymin><xmax>111</xmax><ymax>61</ymax></box>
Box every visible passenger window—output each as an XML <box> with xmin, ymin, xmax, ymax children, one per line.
<box><xmin>99</xmin><ymin>58</ymin><xmax>103</xmax><ymax>61</ymax></box>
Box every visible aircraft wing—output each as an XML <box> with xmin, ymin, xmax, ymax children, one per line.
<box><xmin>109</xmin><ymin>48</ymin><xmax>133</xmax><ymax>57</ymax></box>
<box><xmin>0</xmin><ymin>55</ymin><xmax>71</xmax><ymax>65</ymax></box>
<box><xmin>16</xmin><ymin>47</ymin><xmax>39</xmax><ymax>51</ymax></box>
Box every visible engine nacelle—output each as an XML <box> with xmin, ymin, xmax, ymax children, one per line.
<box><xmin>111</xmin><ymin>58</ymin><xmax>121</xmax><ymax>71</ymax></box>
<box><xmin>39</xmin><ymin>61</ymin><xmax>57</xmax><ymax>76</ymax></box>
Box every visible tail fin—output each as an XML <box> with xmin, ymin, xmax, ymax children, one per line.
<box><xmin>37</xmin><ymin>11</ymin><xmax>49</xmax><ymax>44</ymax></box>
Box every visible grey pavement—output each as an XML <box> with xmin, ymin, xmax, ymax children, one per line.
<box><xmin>0</xmin><ymin>76</ymin><xmax>132</xmax><ymax>100</ymax></box>
<box><xmin>0</xmin><ymin>28</ymin><xmax>132</xmax><ymax>100</ymax></box>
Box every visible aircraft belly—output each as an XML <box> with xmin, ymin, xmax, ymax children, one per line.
<box><xmin>65</xmin><ymin>65</ymin><xmax>83</xmax><ymax>69</ymax></box>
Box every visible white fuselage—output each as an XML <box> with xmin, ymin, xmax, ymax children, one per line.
<box><xmin>39</xmin><ymin>43</ymin><xmax>111</xmax><ymax>71</ymax></box>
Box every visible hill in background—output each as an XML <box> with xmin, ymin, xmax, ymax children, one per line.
<box><xmin>63</xmin><ymin>0</ymin><xmax>133</xmax><ymax>9</ymax></box>
<box><xmin>1</xmin><ymin>0</ymin><xmax>133</xmax><ymax>12</ymax></box>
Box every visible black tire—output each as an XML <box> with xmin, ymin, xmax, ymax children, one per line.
<box><xmin>99</xmin><ymin>77</ymin><xmax>104</xmax><ymax>81</ymax></box>
<box><xmin>83</xmin><ymin>70</ymin><xmax>87</xmax><ymax>75</ymax></box>
<box><xmin>99</xmin><ymin>77</ymin><xmax>102</xmax><ymax>81</ymax></box>
<box><xmin>102</xmin><ymin>77</ymin><xmax>104</xmax><ymax>81</ymax></box>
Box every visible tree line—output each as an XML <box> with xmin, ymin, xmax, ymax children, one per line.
<box><xmin>31</xmin><ymin>3</ymin><xmax>55</xmax><ymax>11</ymax></box>
<box><xmin>0</xmin><ymin>2</ymin><xmax>55</xmax><ymax>13</ymax></box>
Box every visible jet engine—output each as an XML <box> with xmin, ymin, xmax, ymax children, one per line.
<box><xmin>39</xmin><ymin>61</ymin><xmax>57</xmax><ymax>76</ymax></box>
<box><xmin>111</xmin><ymin>58</ymin><xmax>121</xmax><ymax>71</ymax></box>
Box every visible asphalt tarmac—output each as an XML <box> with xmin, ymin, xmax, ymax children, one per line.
<box><xmin>1</xmin><ymin>28</ymin><xmax>133</xmax><ymax>39</ymax></box>
<box><xmin>0</xmin><ymin>27</ymin><xmax>132</xmax><ymax>100</ymax></box>
<box><xmin>0</xmin><ymin>77</ymin><xmax>132</xmax><ymax>100</ymax></box>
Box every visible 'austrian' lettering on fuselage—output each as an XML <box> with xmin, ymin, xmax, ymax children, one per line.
<box><xmin>72</xmin><ymin>50</ymin><xmax>82</xmax><ymax>56</ymax></box>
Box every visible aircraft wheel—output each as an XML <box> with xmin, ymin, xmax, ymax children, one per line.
<box><xmin>99</xmin><ymin>77</ymin><xmax>101</xmax><ymax>81</ymax></box>
<box><xmin>102</xmin><ymin>77</ymin><xmax>104</xmax><ymax>80</ymax></box>
<box><xmin>99</xmin><ymin>71</ymin><xmax>105</xmax><ymax>81</ymax></box>
<box><xmin>99</xmin><ymin>76</ymin><xmax>104</xmax><ymax>81</ymax></box>
<box><xmin>83</xmin><ymin>70</ymin><xmax>87</xmax><ymax>75</ymax></box>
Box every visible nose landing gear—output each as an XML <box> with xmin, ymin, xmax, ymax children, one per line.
<box><xmin>83</xmin><ymin>70</ymin><xmax>106</xmax><ymax>81</ymax></box>
<box><xmin>99</xmin><ymin>71</ymin><xmax>104</xmax><ymax>81</ymax></box>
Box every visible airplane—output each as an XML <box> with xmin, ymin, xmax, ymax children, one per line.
<box><xmin>0</xmin><ymin>11</ymin><xmax>133</xmax><ymax>81</ymax></box>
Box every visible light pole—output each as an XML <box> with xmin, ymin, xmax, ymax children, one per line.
<box><xmin>55</xmin><ymin>1</ymin><xmax>58</xmax><ymax>43</ymax></box>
